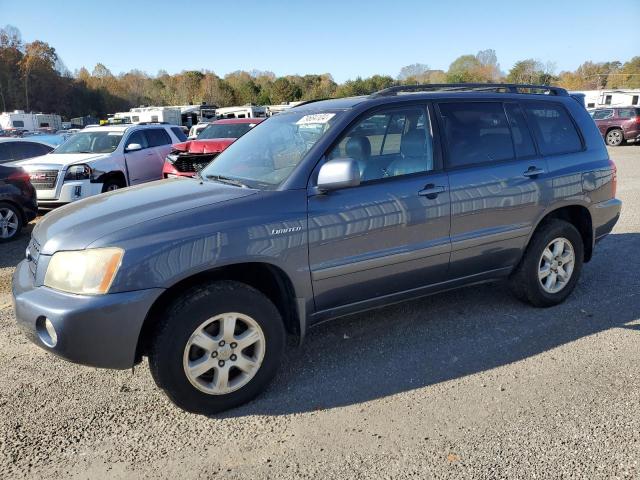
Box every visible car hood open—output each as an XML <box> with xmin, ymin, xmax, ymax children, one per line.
<box><xmin>33</xmin><ymin>178</ymin><xmax>257</xmax><ymax>255</ymax></box>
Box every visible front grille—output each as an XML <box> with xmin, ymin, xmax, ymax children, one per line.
<box><xmin>172</xmin><ymin>153</ymin><xmax>218</xmax><ymax>174</ymax></box>
<box><xmin>27</xmin><ymin>237</ymin><xmax>41</xmax><ymax>280</ymax></box>
<box><xmin>29</xmin><ymin>170</ymin><xmax>59</xmax><ymax>190</ymax></box>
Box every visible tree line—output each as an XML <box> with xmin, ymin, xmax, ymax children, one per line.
<box><xmin>1</xmin><ymin>25</ymin><xmax>638</xmax><ymax>120</ymax></box>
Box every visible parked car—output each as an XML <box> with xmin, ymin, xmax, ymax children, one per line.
<box><xmin>12</xmin><ymin>83</ymin><xmax>621</xmax><ymax>414</ymax></box>
<box><xmin>0</xmin><ymin>138</ymin><xmax>57</xmax><ymax>164</ymax></box>
<box><xmin>163</xmin><ymin>118</ymin><xmax>264</xmax><ymax>178</ymax></box>
<box><xmin>187</xmin><ymin>122</ymin><xmax>212</xmax><ymax>139</ymax></box>
<box><xmin>12</xmin><ymin>124</ymin><xmax>183</xmax><ymax>209</ymax></box>
<box><xmin>590</xmin><ymin>107</ymin><xmax>640</xmax><ymax>146</ymax></box>
<box><xmin>0</xmin><ymin>164</ymin><xmax>37</xmax><ymax>242</ymax></box>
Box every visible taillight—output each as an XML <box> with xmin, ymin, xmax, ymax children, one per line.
<box><xmin>635</xmin><ymin>116</ymin><xmax>640</xmax><ymax>124</ymax></box>
<box><xmin>7</xmin><ymin>168</ymin><xmax>31</xmax><ymax>183</ymax></box>
<box><xmin>609</xmin><ymin>159</ymin><xmax>617</xmax><ymax>197</ymax></box>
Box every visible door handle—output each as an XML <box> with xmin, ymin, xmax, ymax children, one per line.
<box><xmin>523</xmin><ymin>166</ymin><xmax>545</xmax><ymax>177</ymax></box>
<box><xmin>418</xmin><ymin>184</ymin><xmax>446</xmax><ymax>199</ymax></box>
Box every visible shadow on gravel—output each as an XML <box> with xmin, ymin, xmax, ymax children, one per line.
<box><xmin>0</xmin><ymin>222</ymin><xmax>34</xmax><ymax>269</ymax></box>
<box><xmin>223</xmin><ymin>232</ymin><xmax>640</xmax><ymax>418</ymax></box>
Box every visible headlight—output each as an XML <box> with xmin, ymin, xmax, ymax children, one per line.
<box><xmin>166</xmin><ymin>153</ymin><xmax>179</xmax><ymax>163</ymax></box>
<box><xmin>64</xmin><ymin>164</ymin><xmax>91</xmax><ymax>181</ymax></box>
<box><xmin>44</xmin><ymin>248</ymin><xmax>124</xmax><ymax>295</ymax></box>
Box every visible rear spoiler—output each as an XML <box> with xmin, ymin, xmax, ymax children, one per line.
<box><xmin>569</xmin><ymin>92</ymin><xmax>586</xmax><ymax>108</ymax></box>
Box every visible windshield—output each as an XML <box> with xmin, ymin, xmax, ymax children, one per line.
<box><xmin>198</xmin><ymin>123</ymin><xmax>256</xmax><ymax>140</ymax></box>
<box><xmin>54</xmin><ymin>131</ymin><xmax>123</xmax><ymax>154</ymax></box>
<box><xmin>200</xmin><ymin>111</ymin><xmax>339</xmax><ymax>188</ymax></box>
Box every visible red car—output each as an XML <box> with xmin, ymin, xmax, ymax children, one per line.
<box><xmin>163</xmin><ymin>118</ymin><xmax>264</xmax><ymax>178</ymax></box>
<box><xmin>590</xmin><ymin>107</ymin><xmax>640</xmax><ymax>146</ymax></box>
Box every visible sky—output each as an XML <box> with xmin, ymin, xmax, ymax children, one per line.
<box><xmin>1</xmin><ymin>0</ymin><xmax>639</xmax><ymax>83</ymax></box>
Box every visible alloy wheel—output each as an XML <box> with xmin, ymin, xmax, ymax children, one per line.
<box><xmin>183</xmin><ymin>312</ymin><xmax>266</xmax><ymax>395</ymax></box>
<box><xmin>538</xmin><ymin>237</ymin><xmax>575</xmax><ymax>294</ymax></box>
<box><xmin>0</xmin><ymin>208</ymin><xmax>19</xmax><ymax>239</ymax></box>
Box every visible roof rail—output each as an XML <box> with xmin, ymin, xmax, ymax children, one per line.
<box><xmin>370</xmin><ymin>83</ymin><xmax>568</xmax><ymax>98</ymax></box>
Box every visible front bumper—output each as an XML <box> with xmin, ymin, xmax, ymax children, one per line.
<box><xmin>12</xmin><ymin>259</ymin><xmax>164</xmax><ymax>369</ymax></box>
<box><xmin>37</xmin><ymin>179</ymin><xmax>104</xmax><ymax>208</ymax></box>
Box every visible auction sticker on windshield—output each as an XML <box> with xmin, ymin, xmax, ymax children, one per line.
<box><xmin>296</xmin><ymin>113</ymin><xmax>335</xmax><ymax>125</ymax></box>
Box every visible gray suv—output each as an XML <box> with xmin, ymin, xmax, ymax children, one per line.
<box><xmin>12</xmin><ymin>84</ymin><xmax>621</xmax><ymax>414</ymax></box>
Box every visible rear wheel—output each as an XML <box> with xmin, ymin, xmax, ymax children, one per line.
<box><xmin>605</xmin><ymin>128</ymin><xmax>624</xmax><ymax>146</ymax></box>
<box><xmin>509</xmin><ymin>219</ymin><xmax>584</xmax><ymax>307</ymax></box>
<box><xmin>148</xmin><ymin>281</ymin><xmax>285</xmax><ymax>415</ymax></box>
<box><xmin>0</xmin><ymin>202</ymin><xmax>23</xmax><ymax>242</ymax></box>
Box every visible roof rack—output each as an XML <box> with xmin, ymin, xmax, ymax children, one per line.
<box><xmin>370</xmin><ymin>83</ymin><xmax>568</xmax><ymax>98</ymax></box>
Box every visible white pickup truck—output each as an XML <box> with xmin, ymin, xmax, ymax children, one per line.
<box><xmin>14</xmin><ymin>124</ymin><xmax>184</xmax><ymax>208</ymax></box>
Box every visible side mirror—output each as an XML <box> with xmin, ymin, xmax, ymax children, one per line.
<box><xmin>316</xmin><ymin>157</ymin><xmax>361</xmax><ymax>192</ymax></box>
<box><xmin>125</xmin><ymin>143</ymin><xmax>142</xmax><ymax>152</ymax></box>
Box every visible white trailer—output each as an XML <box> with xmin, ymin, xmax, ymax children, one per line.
<box><xmin>214</xmin><ymin>105</ymin><xmax>267</xmax><ymax>119</ymax></box>
<box><xmin>113</xmin><ymin>106</ymin><xmax>182</xmax><ymax>125</ymax></box>
<box><xmin>266</xmin><ymin>101</ymin><xmax>304</xmax><ymax>116</ymax></box>
<box><xmin>0</xmin><ymin>111</ymin><xmax>37</xmax><ymax>131</ymax></box>
<box><xmin>579</xmin><ymin>89</ymin><xmax>640</xmax><ymax>109</ymax></box>
<box><xmin>35</xmin><ymin>113</ymin><xmax>62</xmax><ymax>130</ymax></box>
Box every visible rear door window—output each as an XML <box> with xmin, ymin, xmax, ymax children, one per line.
<box><xmin>145</xmin><ymin>128</ymin><xmax>172</xmax><ymax>147</ymax></box>
<box><xmin>439</xmin><ymin>102</ymin><xmax>514</xmax><ymax>168</ymax></box>
<box><xmin>504</xmin><ymin>103</ymin><xmax>537</xmax><ymax>159</ymax></box>
<box><xmin>12</xmin><ymin>142</ymin><xmax>52</xmax><ymax>160</ymax></box>
<box><xmin>522</xmin><ymin>102</ymin><xmax>582</xmax><ymax>156</ymax></box>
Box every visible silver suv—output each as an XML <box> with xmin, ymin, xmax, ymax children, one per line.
<box><xmin>14</xmin><ymin>124</ymin><xmax>184</xmax><ymax>208</ymax></box>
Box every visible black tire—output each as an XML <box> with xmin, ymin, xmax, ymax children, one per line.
<box><xmin>605</xmin><ymin>128</ymin><xmax>624</xmax><ymax>147</ymax></box>
<box><xmin>509</xmin><ymin>219</ymin><xmax>584</xmax><ymax>307</ymax></box>
<box><xmin>148</xmin><ymin>280</ymin><xmax>285</xmax><ymax>415</ymax></box>
<box><xmin>101</xmin><ymin>178</ymin><xmax>124</xmax><ymax>193</ymax></box>
<box><xmin>0</xmin><ymin>202</ymin><xmax>24</xmax><ymax>243</ymax></box>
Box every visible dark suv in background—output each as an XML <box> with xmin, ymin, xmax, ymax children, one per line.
<box><xmin>590</xmin><ymin>107</ymin><xmax>640</xmax><ymax>146</ymax></box>
<box><xmin>13</xmin><ymin>84</ymin><xmax>621</xmax><ymax>415</ymax></box>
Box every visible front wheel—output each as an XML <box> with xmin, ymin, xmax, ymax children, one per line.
<box><xmin>101</xmin><ymin>178</ymin><xmax>124</xmax><ymax>193</ymax></box>
<box><xmin>148</xmin><ymin>281</ymin><xmax>285</xmax><ymax>415</ymax></box>
<box><xmin>509</xmin><ymin>219</ymin><xmax>584</xmax><ymax>307</ymax></box>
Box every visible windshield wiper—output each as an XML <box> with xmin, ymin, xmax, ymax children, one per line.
<box><xmin>204</xmin><ymin>174</ymin><xmax>248</xmax><ymax>188</ymax></box>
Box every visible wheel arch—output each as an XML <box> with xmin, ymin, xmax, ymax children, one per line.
<box><xmin>605</xmin><ymin>126</ymin><xmax>625</xmax><ymax>139</ymax></box>
<box><xmin>135</xmin><ymin>261</ymin><xmax>302</xmax><ymax>362</ymax></box>
<box><xmin>528</xmin><ymin>205</ymin><xmax>594</xmax><ymax>263</ymax></box>
<box><xmin>93</xmin><ymin>170</ymin><xmax>127</xmax><ymax>187</ymax></box>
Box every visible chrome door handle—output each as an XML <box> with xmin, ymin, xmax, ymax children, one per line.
<box><xmin>418</xmin><ymin>184</ymin><xmax>446</xmax><ymax>199</ymax></box>
<box><xmin>523</xmin><ymin>167</ymin><xmax>545</xmax><ymax>177</ymax></box>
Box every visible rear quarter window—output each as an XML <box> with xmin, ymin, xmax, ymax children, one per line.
<box><xmin>522</xmin><ymin>102</ymin><xmax>582</xmax><ymax>156</ymax></box>
<box><xmin>617</xmin><ymin>108</ymin><xmax>637</xmax><ymax>119</ymax></box>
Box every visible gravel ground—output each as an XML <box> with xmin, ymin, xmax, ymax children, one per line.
<box><xmin>1</xmin><ymin>146</ymin><xmax>639</xmax><ymax>479</ymax></box>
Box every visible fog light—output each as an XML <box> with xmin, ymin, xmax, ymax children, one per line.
<box><xmin>36</xmin><ymin>316</ymin><xmax>58</xmax><ymax>347</ymax></box>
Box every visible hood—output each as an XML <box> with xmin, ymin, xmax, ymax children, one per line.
<box><xmin>172</xmin><ymin>138</ymin><xmax>235</xmax><ymax>155</ymax></box>
<box><xmin>33</xmin><ymin>178</ymin><xmax>256</xmax><ymax>254</ymax></box>
<box><xmin>13</xmin><ymin>152</ymin><xmax>110</xmax><ymax>169</ymax></box>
